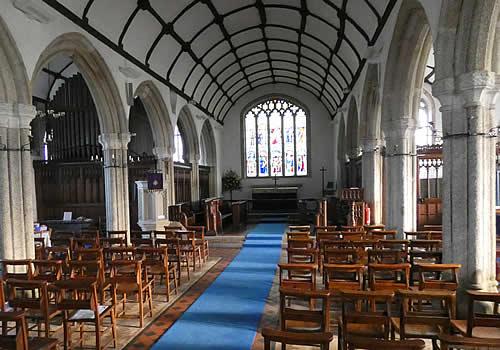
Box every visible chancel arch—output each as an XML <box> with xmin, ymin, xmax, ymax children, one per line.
<box><xmin>381</xmin><ymin>0</ymin><xmax>432</xmax><ymax>234</ymax></box>
<box><xmin>0</xmin><ymin>14</ymin><xmax>36</xmax><ymax>260</ymax></box>
<box><xmin>32</xmin><ymin>32</ymin><xmax>130</xmax><ymax>233</ymax></box>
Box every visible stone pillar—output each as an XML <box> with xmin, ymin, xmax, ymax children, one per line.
<box><xmin>98</xmin><ymin>133</ymin><xmax>131</xmax><ymax>234</ymax></box>
<box><xmin>191</xmin><ymin>155</ymin><xmax>200</xmax><ymax>203</ymax></box>
<box><xmin>383</xmin><ymin>118</ymin><xmax>417</xmax><ymax>235</ymax></box>
<box><xmin>0</xmin><ymin>103</ymin><xmax>36</xmax><ymax>259</ymax></box>
<box><xmin>362</xmin><ymin>138</ymin><xmax>384</xmax><ymax>224</ymax></box>
<box><xmin>434</xmin><ymin>71</ymin><xmax>497</xmax><ymax>293</ymax></box>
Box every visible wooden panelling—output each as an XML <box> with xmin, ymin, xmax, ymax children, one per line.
<box><xmin>199</xmin><ymin>166</ymin><xmax>210</xmax><ymax>200</ymax></box>
<box><xmin>174</xmin><ymin>164</ymin><xmax>192</xmax><ymax>204</ymax></box>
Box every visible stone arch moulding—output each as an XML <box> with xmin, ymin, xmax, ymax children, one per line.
<box><xmin>134</xmin><ymin>80</ymin><xmax>174</xmax><ymax>158</ymax></box>
<box><xmin>177</xmin><ymin>105</ymin><xmax>200</xmax><ymax>162</ymax></box>
<box><xmin>359</xmin><ymin>63</ymin><xmax>381</xmax><ymax>141</ymax></box>
<box><xmin>32</xmin><ymin>32</ymin><xmax>127</xmax><ymax>135</ymax></box>
<box><xmin>0</xmin><ymin>15</ymin><xmax>30</xmax><ymax>104</ymax></box>
<box><xmin>346</xmin><ymin>97</ymin><xmax>360</xmax><ymax>156</ymax></box>
<box><xmin>382</xmin><ymin>1</ymin><xmax>432</xmax><ymax>127</ymax></box>
<box><xmin>200</xmin><ymin>119</ymin><xmax>217</xmax><ymax>166</ymax></box>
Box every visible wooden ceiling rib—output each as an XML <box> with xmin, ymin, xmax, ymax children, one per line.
<box><xmin>42</xmin><ymin>0</ymin><xmax>397</xmax><ymax>123</ymax></box>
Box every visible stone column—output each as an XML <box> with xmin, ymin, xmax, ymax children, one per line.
<box><xmin>362</xmin><ymin>138</ymin><xmax>384</xmax><ymax>224</ymax></box>
<box><xmin>383</xmin><ymin>118</ymin><xmax>417</xmax><ymax>235</ymax></box>
<box><xmin>190</xmin><ymin>155</ymin><xmax>200</xmax><ymax>203</ymax></box>
<box><xmin>0</xmin><ymin>103</ymin><xmax>36</xmax><ymax>259</ymax></box>
<box><xmin>98</xmin><ymin>133</ymin><xmax>131</xmax><ymax>234</ymax></box>
<box><xmin>434</xmin><ymin>71</ymin><xmax>497</xmax><ymax>293</ymax></box>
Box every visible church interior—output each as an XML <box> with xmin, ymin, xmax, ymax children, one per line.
<box><xmin>1</xmin><ymin>0</ymin><xmax>500</xmax><ymax>349</ymax></box>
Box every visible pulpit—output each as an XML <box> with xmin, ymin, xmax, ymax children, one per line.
<box><xmin>135</xmin><ymin>180</ymin><xmax>170</xmax><ymax>231</ymax></box>
<box><xmin>252</xmin><ymin>186</ymin><xmax>299</xmax><ymax>211</ymax></box>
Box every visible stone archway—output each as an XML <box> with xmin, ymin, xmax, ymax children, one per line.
<box><xmin>346</xmin><ymin>98</ymin><xmax>360</xmax><ymax>187</ymax></box>
<box><xmin>381</xmin><ymin>0</ymin><xmax>432</xmax><ymax>233</ymax></box>
<box><xmin>33</xmin><ymin>32</ymin><xmax>130</xmax><ymax>233</ymax></box>
<box><xmin>200</xmin><ymin>120</ymin><xmax>218</xmax><ymax>198</ymax></box>
<box><xmin>0</xmin><ymin>15</ymin><xmax>36</xmax><ymax>260</ymax></box>
<box><xmin>433</xmin><ymin>0</ymin><xmax>500</xmax><ymax>294</ymax></box>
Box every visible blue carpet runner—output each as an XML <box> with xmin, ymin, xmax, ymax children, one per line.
<box><xmin>152</xmin><ymin>223</ymin><xmax>286</xmax><ymax>350</ymax></box>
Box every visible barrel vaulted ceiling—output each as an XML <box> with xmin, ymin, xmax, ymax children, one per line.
<box><xmin>43</xmin><ymin>0</ymin><xmax>397</xmax><ymax>123</ymax></box>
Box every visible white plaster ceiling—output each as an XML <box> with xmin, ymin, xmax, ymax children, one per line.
<box><xmin>43</xmin><ymin>0</ymin><xmax>397</xmax><ymax>122</ymax></box>
<box><xmin>32</xmin><ymin>54</ymin><xmax>79</xmax><ymax>101</ymax></box>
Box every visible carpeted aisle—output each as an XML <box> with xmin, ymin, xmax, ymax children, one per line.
<box><xmin>151</xmin><ymin>223</ymin><xmax>286</xmax><ymax>350</ymax></box>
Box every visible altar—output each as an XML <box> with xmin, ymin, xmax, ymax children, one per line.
<box><xmin>252</xmin><ymin>186</ymin><xmax>300</xmax><ymax>211</ymax></box>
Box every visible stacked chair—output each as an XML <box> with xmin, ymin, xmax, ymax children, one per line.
<box><xmin>0</xmin><ymin>225</ymin><xmax>210</xmax><ymax>349</ymax></box>
<box><xmin>263</xmin><ymin>224</ymin><xmax>500</xmax><ymax>350</ymax></box>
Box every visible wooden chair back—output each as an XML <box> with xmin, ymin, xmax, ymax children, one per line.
<box><xmin>287</xmin><ymin>248</ymin><xmax>318</xmax><ymax>265</ymax></box>
<box><xmin>368</xmin><ymin>263</ymin><xmax>411</xmax><ymax>292</ymax></box>
<box><xmin>261</xmin><ymin>328</ymin><xmax>333</xmax><ymax>350</ymax></box>
<box><xmin>287</xmin><ymin>231</ymin><xmax>310</xmax><ymax>240</ymax></box>
<box><xmin>110</xmin><ymin>260</ymin><xmax>144</xmax><ymax>286</ymax></box>
<box><xmin>377</xmin><ymin>240</ymin><xmax>410</xmax><ymax>254</ymax></box>
<box><xmin>324</xmin><ymin>263</ymin><xmax>364</xmax><ymax>294</ymax></box>
<box><xmin>340</xmin><ymin>225</ymin><xmax>364</xmax><ymax>232</ymax></box>
<box><xmin>71</xmin><ymin>237</ymin><xmax>100</xmax><ymax>252</ymax></box>
<box><xmin>6</xmin><ymin>279</ymin><xmax>50</xmax><ymax>317</ymax></box>
<box><xmin>341</xmin><ymin>231</ymin><xmax>365</xmax><ymax>240</ymax></box>
<box><xmin>368</xmin><ymin>249</ymin><xmax>407</xmax><ymax>264</ymax></box>
<box><xmin>0</xmin><ymin>311</ymin><xmax>58</xmax><ymax>350</ymax></box>
<box><xmin>34</xmin><ymin>238</ymin><xmax>46</xmax><ymax>260</ymax></box>
<box><xmin>464</xmin><ymin>290</ymin><xmax>500</xmax><ymax>337</ymax></box>
<box><xmin>54</xmin><ymin>279</ymin><xmax>99</xmax><ymax>312</ymax></box>
<box><xmin>278</xmin><ymin>263</ymin><xmax>316</xmax><ymax>291</ymax></box>
<box><xmin>107</xmin><ymin>230</ymin><xmax>127</xmax><ymax>240</ymax></box>
<box><xmin>279</xmin><ymin>287</ymin><xmax>330</xmax><ymax>332</ymax></box>
<box><xmin>316</xmin><ymin>226</ymin><xmax>338</xmax><ymax>233</ymax></box>
<box><xmin>340</xmin><ymin>290</ymin><xmax>394</xmax><ymax>343</ymax></box>
<box><xmin>323</xmin><ymin>248</ymin><xmax>359</xmax><ymax>264</ymax></box>
<box><xmin>396</xmin><ymin>289</ymin><xmax>454</xmax><ymax>340</ymax></box>
<box><xmin>68</xmin><ymin>260</ymin><xmax>102</xmax><ymax>283</ymax></box>
<box><xmin>1</xmin><ymin>260</ymin><xmax>33</xmax><ymax>280</ymax></box>
<box><xmin>105</xmin><ymin>247</ymin><xmax>137</xmax><ymax>261</ymax></box>
<box><xmin>369</xmin><ymin>230</ymin><xmax>397</xmax><ymax>240</ymax></box>
<box><xmin>439</xmin><ymin>333</ymin><xmax>500</xmax><ymax>349</ymax></box>
<box><xmin>100</xmin><ymin>237</ymin><xmax>125</xmax><ymax>248</ymax></box>
<box><xmin>288</xmin><ymin>237</ymin><xmax>315</xmax><ymax>249</ymax></box>
<box><xmin>289</xmin><ymin>225</ymin><xmax>311</xmax><ymax>232</ymax></box>
<box><xmin>416</xmin><ymin>263</ymin><xmax>461</xmax><ymax>291</ymax></box>
<box><xmin>32</xmin><ymin>260</ymin><xmax>63</xmax><ymax>283</ymax></box>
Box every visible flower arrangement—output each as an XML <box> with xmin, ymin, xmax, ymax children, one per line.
<box><xmin>222</xmin><ymin>169</ymin><xmax>242</xmax><ymax>201</ymax></box>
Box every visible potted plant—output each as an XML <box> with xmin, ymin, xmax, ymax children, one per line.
<box><xmin>222</xmin><ymin>169</ymin><xmax>242</xmax><ymax>201</ymax></box>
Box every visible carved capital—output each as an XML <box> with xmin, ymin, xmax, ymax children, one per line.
<box><xmin>457</xmin><ymin>70</ymin><xmax>497</xmax><ymax>106</ymax></box>
<box><xmin>153</xmin><ymin>146</ymin><xmax>172</xmax><ymax>161</ymax></box>
<box><xmin>0</xmin><ymin>103</ymin><xmax>36</xmax><ymax>129</ymax></box>
<box><xmin>98</xmin><ymin>132</ymin><xmax>131</xmax><ymax>150</ymax></box>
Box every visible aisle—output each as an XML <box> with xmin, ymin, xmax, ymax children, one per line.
<box><xmin>152</xmin><ymin>223</ymin><xmax>286</xmax><ymax>350</ymax></box>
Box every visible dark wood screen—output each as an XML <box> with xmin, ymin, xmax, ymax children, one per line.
<box><xmin>199</xmin><ymin>166</ymin><xmax>210</xmax><ymax>200</ymax></box>
<box><xmin>34</xmin><ymin>161</ymin><xmax>105</xmax><ymax>220</ymax></box>
<box><xmin>174</xmin><ymin>163</ymin><xmax>192</xmax><ymax>204</ymax></box>
<box><xmin>346</xmin><ymin>156</ymin><xmax>362</xmax><ymax>188</ymax></box>
<box><xmin>416</xmin><ymin>144</ymin><xmax>443</xmax><ymax>229</ymax></box>
<box><xmin>128</xmin><ymin>158</ymin><xmax>157</xmax><ymax>230</ymax></box>
<box><xmin>47</xmin><ymin>73</ymin><xmax>102</xmax><ymax>162</ymax></box>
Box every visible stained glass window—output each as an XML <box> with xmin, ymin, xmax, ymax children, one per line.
<box><xmin>244</xmin><ymin>98</ymin><xmax>308</xmax><ymax>177</ymax></box>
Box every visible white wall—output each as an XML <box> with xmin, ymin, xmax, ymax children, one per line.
<box><xmin>221</xmin><ymin>83</ymin><xmax>335</xmax><ymax>200</ymax></box>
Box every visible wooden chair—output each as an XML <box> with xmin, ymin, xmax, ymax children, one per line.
<box><xmin>368</xmin><ymin>249</ymin><xmax>407</xmax><ymax>264</ymax></box>
<box><xmin>280</xmin><ymin>287</ymin><xmax>331</xmax><ymax>332</ymax></box>
<box><xmin>323</xmin><ymin>248</ymin><xmax>359</xmax><ymax>265</ymax></box>
<box><xmin>104</xmin><ymin>246</ymin><xmax>136</xmax><ymax>261</ymax></box>
<box><xmin>100</xmin><ymin>237</ymin><xmax>125</xmax><ymax>248</ymax></box>
<box><xmin>391</xmin><ymin>289</ymin><xmax>455</xmax><ymax>350</ymax></box>
<box><xmin>1</xmin><ymin>260</ymin><xmax>33</xmax><ymax>280</ymax></box>
<box><xmin>156</xmin><ymin>238</ymin><xmax>190</xmax><ymax>282</ymax></box>
<box><xmin>416</xmin><ymin>263</ymin><xmax>461</xmax><ymax>292</ymax></box>
<box><xmin>68</xmin><ymin>260</ymin><xmax>111</xmax><ymax>303</ymax></box>
<box><xmin>110</xmin><ymin>260</ymin><xmax>153</xmax><ymax>327</ymax></box>
<box><xmin>0</xmin><ymin>311</ymin><xmax>58</xmax><ymax>349</ymax></box>
<box><xmin>340</xmin><ymin>226</ymin><xmax>364</xmax><ymax>232</ymax></box>
<box><xmin>405</xmin><ymin>231</ymin><xmax>442</xmax><ymax>241</ymax></box>
<box><xmin>262</xmin><ymin>328</ymin><xmax>333</xmax><ymax>350</ymax></box>
<box><xmin>339</xmin><ymin>290</ymin><xmax>395</xmax><ymax>350</ymax></box>
<box><xmin>55</xmin><ymin>279</ymin><xmax>116</xmax><ymax>349</ymax></box>
<box><xmin>45</xmin><ymin>247</ymin><xmax>71</xmax><ymax>276</ymax></box>
<box><xmin>6</xmin><ymin>279</ymin><xmax>61</xmax><ymax>338</ymax></box>
<box><xmin>450</xmin><ymin>290</ymin><xmax>500</xmax><ymax>339</ymax></box>
<box><xmin>341</xmin><ymin>231</ymin><xmax>365</xmax><ymax>241</ymax></box>
<box><xmin>347</xmin><ymin>337</ymin><xmax>426</xmax><ymax>350</ymax></box>
<box><xmin>368</xmin><ymin>263</ymin><xmax>411</xmax><ymax>292</ymax></box>
<box><xmin>176</xmin><ymin>231</ymin><xmax>202</xmax><ymax>272</ymax></box>
<box><xmin>136</xmin><ymin>247</ymin><xmax>178</xmax><ymax>301</ymax></box>
<box><xmin>316</xmin><ymin>226</ymin><xmax>339</xmax><ymax>233</ymax></box>
<box><xmin>377</xmin><ymin>240</ymin><xmax>410</xmax><ymax>259</ymax></box>
<box><xmin>364</xmin><ymin>224</ymin><xmax>385</xmax><ymax>232</ymax></box>
<box><xmin>34</xmin><ymin>238</ymin><xmax>46</xmax><ymax>260</ymax></box>
<box><xmin>107</xmin><ymin>230</ymin><xmax>127</xmax><ymax>240</ymax></box>
<box><xmin>186</xmin><ymin>226</ymin><xmax>209</xmax><ymax>263</ymax></box>
<box><xmin>439</xmin><ymin>333</ymin><xmax>500</xmax><ymax>349</ymax></box>
<box><xmin>130</xmin><ymin>231</ymin><xmax>153</xmax><ymax>247</ymax></box>
<box><xmin>324</xmin><ymin>263</ymin><xmax>364</xmax><ymax>296</ymax></box>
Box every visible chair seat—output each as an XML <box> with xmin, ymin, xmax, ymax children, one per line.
<box><xmin>391</xmin><ymin>317</ymin><xmax>440</xmax><ymax>338</ymax></box>
<box><xmin>285</xmin><ymin>320</ymin><xmax>323</xmax><ymax>332</ymax></box>
<box><xmin>147</xmin><ymin>265</ymin><xmax>167</xmax><ymax>274</ymax></box>
<box><xmin>26</xmin><ymin>306</ymin><xmax>61</xmax><ymax>320</ymax></box>
<box><xmin>451</xmin><ymin>319</ymin><xmax>500</xmax><ymax>339</ymax></box>
<box><xmin>69</xmin><ymin>305</ymin><xmax>112</xmax><ymax>321</ymax></box>
<box><xmin>113</xmin><ymin>279</ymin><xmax>152</xmax><ymax>293</ymax></box>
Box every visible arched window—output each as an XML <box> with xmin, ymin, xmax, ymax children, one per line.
<box><xmin>173</xmin><ymin>125</ymin><xmax>185</xmax><ymax>163</ymax></box>
<box><xmin>415</xmin><ymin>99</ymin><xmax>433</xmax><ymax>146</ymax></box>
<box><xmin>244</xmin><ymin>98</ymin><xmax>308</xmax><ymax>177</ymax></box>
